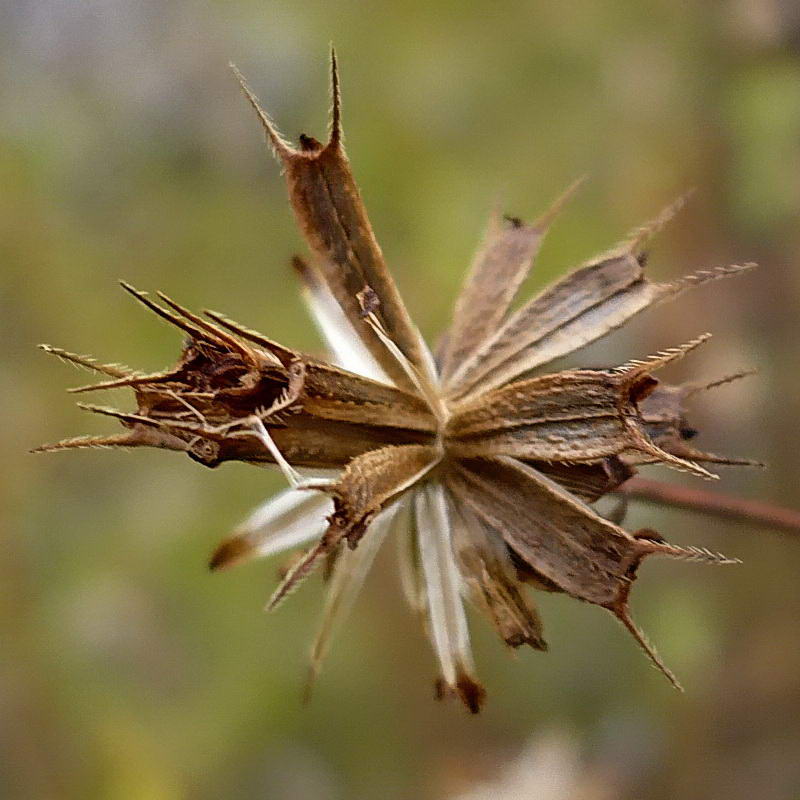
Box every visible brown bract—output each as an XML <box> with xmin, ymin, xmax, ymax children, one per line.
<box><xmin>39</xmin><ymin>50</ymin><xmax>763</xmax><ymax>712</ymax></box>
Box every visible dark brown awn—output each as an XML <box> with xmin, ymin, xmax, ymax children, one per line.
<box><xmin>37</xmin><ymin>50</ymin><xmax>797</xmax><ymax>712</ymax></box>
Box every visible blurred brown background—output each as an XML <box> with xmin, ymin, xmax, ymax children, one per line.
<box><xmin>2</xmin><ymin>0</ymin><xmax>800</xmax><ymax>798</ymax></box>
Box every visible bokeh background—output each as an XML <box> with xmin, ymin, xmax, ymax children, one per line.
<box><xmin>3</xmin><ymin>1</ymin><xmax>800</xmax><ymax>798</ymax></box>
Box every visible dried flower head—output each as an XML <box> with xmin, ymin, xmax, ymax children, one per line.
<box><xmin>38</xmin><ymin>50</ymin><xmax>764</xmax><ymax>712</ymax></box>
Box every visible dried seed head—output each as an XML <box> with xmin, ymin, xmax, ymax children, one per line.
<box><xmin>37</xmin><ymin>52</ymin><xmax>775</xmax><ymax>712</ymax></box>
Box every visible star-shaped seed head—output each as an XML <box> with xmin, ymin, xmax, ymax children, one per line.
<box><xmin>38</xmin><ymin>50</ymin><xmax>762</xmax><ymax>711</ymax></box>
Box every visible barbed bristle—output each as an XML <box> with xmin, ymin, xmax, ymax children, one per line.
<box><xmin>203</xmin><ymin>309</ymin><xmax>290</xmax><ymax>365</ymax></box>
<box><xmin>76</xmin><ymin>403</ymin><xmax>159</xmax><ymax>427</ymax></box>
<box><xmin>67</xmin><ymin>370</ymin><xmax>175</xmax><ymax>394</ymax></box>
<box><xmin>666</xmin><ymin>262</ymin><xmax>757</xmax><ymax>295</ymax></box>
<box><xmin>120</xmin><ymin>281</ymin><xmax>213</xmax><ymax>343</ymax></box>
<box><xmin>156</xmin><ymin>292</ymin><xmax>253</xmax><ymax>360</ymax></box>
<box><xmin>230</xmin><ymin>62</ymin><xmax>295</xmax><ymax>161</ymax></box>
<box><xmin>616</xmin><ymin>333</ymin><xmax>712</xmax><ymax>377</ymax></box>
<box><xmin>684</xmin><ymin>369</ymin><xmax>758</xmax><ymax>398</ymax></box>
<box><xmin>621</xmin><ymin>190</ymin><xmax>695</xmax><ymax>255</ymax></box>
<box><xmin>612</xmin><ymin>603</ymin><xmax>683</xmax><ymax>691</ymax></box>
<box><xmin>38</xmin><ymin>344</ymin><xmax>133</xmax><ymax>378</ymax></box>
<box><xmin>641</xmin><ymin>539</ymin><xmax>741</xmax><ymax>565</ymax></box>
<box><xmin>328</xmin><ymin>45</ymin><xmax>342</xmax><ymax>148</ymax></box>
<box><xmin>31</xmin><ymin>433</ymin><xmax>138</xmax><ymax>453</ymax></box>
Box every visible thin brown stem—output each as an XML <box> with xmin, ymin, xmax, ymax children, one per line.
<box><xmin>617</xmin><ymin>477</ymin><xmax>800</xmax><ymax>535</ymax></box>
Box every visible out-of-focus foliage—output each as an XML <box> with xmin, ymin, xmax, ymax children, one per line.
<box><xmin>2</xmin><ymin>1</ymin><xmax>799</xmax><ymax>798</ymax></box>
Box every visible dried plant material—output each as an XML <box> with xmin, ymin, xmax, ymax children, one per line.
<box><xmin>446</xmin><ymin>335</ymin><xmax>719</xmax><ymax>480</ymax></box>
<box><xmin>635</xmin><ymin>378</ymin><xmax>764</xmax><ymax>467</ymax></box>
<box><xmin>305</xmin><ymin>499</ymin><xmax>407</xmax><ymax>699</ymax></box>
<box><xmin>437</xmin><ymin>178</ymin><xmax>585</xmax><ymax>380</ymax></box>
<box><xmin>443</xmin><ymin>252</ymin><xmax>754</xmax><ymax>401</ymax></box>
<box><xmin>209</xmin><ymin>488</ymin><xmax>333</xmax><ymax>572</ymax></box>
<box><xmin>266</xmin><ymin>443</ymin><xmax>439</xmax><ymax>610</ymax></box>
<box><xmin>451</xmin><ymin>502</ymin><xmax>547</xmax><ymax>650</ymax></box>
<box><xmin>40</xmin><ymin>50</ymin><xmax>785</xmax><ymax>712</ymax></box>
<box><xmin>230</xmin><ymin>56</ymin><xmax>435</xmax><ymax>396</ymax></box>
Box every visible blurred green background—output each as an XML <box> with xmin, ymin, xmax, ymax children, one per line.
<box><xmin>3</xmin><ymin>0</ymin><xmax>800</xmax><ymax>798</ymax></box>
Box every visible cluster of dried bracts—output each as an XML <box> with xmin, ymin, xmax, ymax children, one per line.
<box><xmin>40</xmin><ymin>51</ymin><xmax>772</xmax><ymax>712</ymax></box>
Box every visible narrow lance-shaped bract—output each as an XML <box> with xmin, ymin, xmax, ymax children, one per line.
<box><xmin>229</xmin><ymin>56</ymin><xmax>436</xmax><ymax>396</ymax></box>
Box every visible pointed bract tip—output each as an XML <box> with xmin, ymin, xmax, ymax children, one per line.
<box><xmin>656</xmin><ymin>447</ymin><xmax>720</xmax><ymax>481</ymax></box>
<box><xmin>670</xmin><ymin>262</ymin><xmax>757</xmax><ymax>295</ymax></box>
<box><xmin>638</xmin><ymin>537</ymin><xmax>741</xmax><ymax>566</ymax></box>
<box><xmin>684</xmin><ymin>369</ymin><xmax>758</xmax><ymax>398</ymax></box>
<box><xmin>671</xmin><ymin>444</ymin><xmax>765</xmax><ymax>468</ymax></box>
<box><xmin>120</xmin><ymin>281</ymin><xmax>214</xmax><ymax>342</ymax></box>
<box><xmin>31</xmin><ymin>433</ymin><xmax>138</xmax><ymax>453</ymax></box>
<box><xmin>119</xmin><ymin>279</ymin><xmax>139</xmax><ymax>295</ymax></box>
<box><xmin>619</xmin><ymin>333</ymin><xmax>712</xmax><ymax>378</ymax></box>
<box><xmin>265</xmin><ymin>540</ymin><xmax>326</xmax><ymax>612</ymax></box>
<box><xmin>622</xmin><ymin>189</ymin><xmax>696</xmax><ymax>255</ymax></box>
<box><xmin>610</xmin><ymin>602</ymin><xmax>683</xmax><ymax>691</ymax></box>
<box><xmin>156</xmin><ymin>291</ymin><xmax>254</xmax><ymax>360</ymax></box>
<box><xmin>229</xmin><ymin>61</ymin><xmax>295</xmax><ymax>161</ymax></box>
<box><xmin>533</xmin><ymin>174</ymin><xmax>587</xmax><ymax>231</ymax></box>
<box><xmin>119</xmin><ymin>280</ymin><xmax>161</xmax><ymax>312</ymax></box>
<box><xmin>75</xmin><ymin>402</ymin><xmax>158</xmax><ymax>428</ymax></box>
<box><xmin>328</xmin><ymin>45</ymin><xmax>342</xmax><ymax>148</ymax></box>
<box><xmin>38</xmin><ymin>344</ymin><xmax>132</xmax><ymax>379</ymax></box>
<box><xmin>65</xmin><ymin>369</ymin><xmax>173</xmax><ymax>394</ymax></box>
<box><xmin>201</xmin><ymin>309</ymin><xmax>291</xmax><ymax>366</ymax></box>
<box><xmin>623</xmin><ymin>418</ymin><xmax>720</xmax><ymax>480</ymax></box>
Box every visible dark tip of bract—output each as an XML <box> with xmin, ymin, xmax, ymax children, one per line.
<box><xmin>208</xmin><ymin>536</ymin><xmax>252</xmax><ymax>571</ymax></box>
<box><xmin>506</xmin><ymin>631</ymin><xmax>548</xmax><ymax>651</ymax></box>
<box><xmin>457</xmin><ymin>670</ymin><xmax>487</xmax><ymax>714</ymax></box>
<box><xmin>434</xmin><ymin>670</ymin><xmax>487</xmax><ymax>714</ymax></box>
<box><xmin>299</xmin><ymin>133</ymin><xmax>324</xmax><ymax>152</ymax></box>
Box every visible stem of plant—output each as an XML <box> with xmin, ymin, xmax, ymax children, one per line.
<box><xmin>618</xmin><ymin>477</ymin><xmax>800</xmax><ymax>535</ymax></box>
